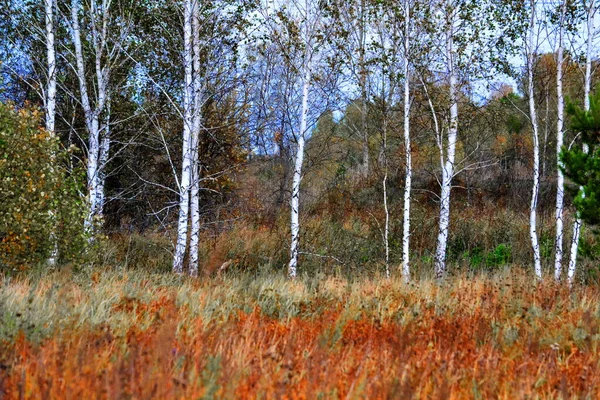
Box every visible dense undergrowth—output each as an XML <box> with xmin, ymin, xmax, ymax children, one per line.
<box><xmin>1</xmin><ymin>268</ymin><xmax>600</xmax><ymax>398</ymax></box>
<box><xmin>98</xmin><ymin>198</ymin><xmax>600</xmax><ymax>283</ymax></box>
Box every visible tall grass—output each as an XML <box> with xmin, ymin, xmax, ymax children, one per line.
<box><xmin>1</xmin><ymin>269</ymin><xmax>600</xmax><ymax>398</ymax></box>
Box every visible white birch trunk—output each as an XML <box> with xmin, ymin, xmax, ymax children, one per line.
<box><xmin>97</xmin><ymin>98</ymin><xmax>110</xmax><ymax>221</ymax></box>
<box><xmin>70</xmin><ymin>0</ymin><xmax>120</xmax><ymax>235</ymax></box>
<box><xmin>92</xmin><ymin>0</ymin><xmax>110</xmax><ymax>221</ymax></box>
<box><xmin>173</xmin><ymin>0</ymin><xmax>194</xmax><ymax>274</ymax></box>
<box><xmin>71</xmin><ymin>0</ymin><xmax>102</xmax><ymax>232</ymax></box>
<box><xmin>527</xmin><ymin>0</ymin><xmax>542</xmax><ymax>278</ymax></box>
<box><xmin>554</xmin><ymin>1</ymin><xmax>566</xmax><ymax>281</ymax></box>
<box><xmin>568</xmin><ymin>0</ymin><xmax>595</xmax><ymax>285</ymax></box>
<box><xmin>402</xmin><ymin>0</ymin><xmax>411</xmax><ymax>283</ymax></box>
<box><xmin>45</xmin><ymin>0</ymin><xmax>58</xmax><ymax>265</ymax></box>
<box><xmin>359</xmin><ymin>0</ymin><xmax>369</xmax><ymax>179</ymax></box>
<box><xmin>434</xmin><ymin>10</ymin><xmax>458</xmax><ymax>279</ymax></box>
<box><xmin>382</xmin><ymin>113</ymin><xmax>390</xmax><ymax>279</ymax></box>
<box><xmin>45</xmin><ymin>0</ymin><xmax>56</xmax><ymax>134</ymax></box>
<box><xmin>288</xmin><ymin>64</ymin><xmax>312</xmax><ymax>279</ymax></box>
<box><xmin>189</xmin><ymin>0</ymin><xmax>202</xmax><ymax>277</ymax></box>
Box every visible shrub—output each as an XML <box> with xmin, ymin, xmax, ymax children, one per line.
<box><xmin>0</xmin><ymin>103</ymin><xmax>87</xmax><ymax>271</ymax></box>
<box><xmin>486</xmin><ymin>243</ymin><xmax>512</xmax><ymax>268</ymax></box>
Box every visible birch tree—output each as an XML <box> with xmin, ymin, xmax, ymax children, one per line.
<box><xmin>568</xmin><ymin>0</ymin><xmax>596</xmax><ymax>284</ymax></box>
<box><xmin>417</xmin><ymin>0</ymin><xmax>499</xmax><ymax>277</ymax></box>
<box><xmin>70</xmin><ymin>0</ymin><xmax>131</xmax><ymax>235</ymax></box>
<box><xmin>289</xmin><ymin>59</ymin><xmax>311</xmax><ymax>278</ymax></box>
<box><xmin>259</xmin><ymin>0</ymin><xmax>333</xmax><ymax>278</ymax></box>
<box><xmin>172</xmin><ymin>0</ymin><xmax>251</xmax><ymax>275</ymax></box>
<box><xmin>554</xmin><ymin>0</ymin><xmax>567</xmax><ymax>281</ymax></box>
<box><xmin>431</xmin><ymin>0</ymin><xmax>462</xmax><ymax>278</ymax></box>
<box><xmin>402</xmin><ymin>0</ymin><xmax>412</xmax><ymax>282</ymax></box>
<box><xmin>173</xmin><ymin>0</ymin><xmax>209</xmax><ymax>276</ymax></box>
<box><xmin>45</xmin><ymin>0</ymin><xmax>58</xmax><ymax>265</ymax></box>
<box><xmin>173</xmin><ymin>0</ymin><xmax>195</xmax><ymax>274</ymax></box>
<box><xmin>45</xmin><ymin>0</ymin><xmax>56</xmax><ymax>136</ymax></box>
<box><xmin>526</xmin><ymin>0</ymin><xmax>542</xmax><ymax>278</ymax></box>
<box><xmin>189</xmin><ymin>0</ymin><xmax>203</xmax><ymax>277</ymax></box>
<box><xmin>370</xmin><ymin>0</ymin><xmax>413</xmax><ymax>280</ymax></box>
<box><xmin>287</xmin><ymin>0</ymin><xmax>317</xmax><ymax>279</ymax></box>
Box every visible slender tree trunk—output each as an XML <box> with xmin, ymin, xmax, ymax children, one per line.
<box><xmin>359</xmin><ymin>0</ymin><xmax>369</xmax><ymax>179</ymax></box>
<box><xmin>382</xmin><ymin>106</ymin><xmax>390</xmax><ymax>279</ymax></box>
<box><xmin>45</xmin><ymin>0</ymin><xmax>58</xmax><ymax>265</ymax></box>
<box><xmin>173</xmin><ymin>0</ymin><xmax>194</xmax><ymax>274</ymax></box>
<box><xmin>97</xmin><ymin>97</ymin><xmax>111</xmax><ymax>221</ymax></box>
<box><xmin>402</xmin><ymin>0</ymin><xmax>411</xmax><ymax>283</ymax></box>
<box><xmin>289</xmin><ymin>63</ymin><xmax>312</xmax><ymax>279</ymax></box>
<box><xmin>71</xmin><ymin>0</ymin><xmax>102</xmax><ymax>233</ymax></box>
<box><xmin>45</xmin><ymin>0</ymin><xmax>56</xmax><ymax>134</ymax></box>
<box><xmin>90</xmin><ymin>0</ymin><xmax>110</xmax><ymax>221</ymax></box>
<box><xmin>189</xmin><ymin>0</ymin><xmax>202</xmax><ymax>277</ymax></box>
<box><xmin>361</xmin><ymin>99</ymin><xmax>369</xmax><ymax>178</ymax></box>
<box><xmin>434</xmin><ymin>10</ymin><xmax>458</xmax><ymax>279</ymax></box>
<box><xmin>554</xmin><ymin>0</ymin><xmax>566</xmax><ymax>281</ymax></box>
<box><xmin>543</xmin><ymin>88</ymin><xmax>549</xmax><ymax>177</ymax></box>
<box><xmin>527</xmin><ymin>0</ymin><xmax>542</xmax><ymax>278</ymax></box>
<box><xmin>569</xmin><ymin>0</ymin><xmax>595</xmax><ymax>285</ymax></box>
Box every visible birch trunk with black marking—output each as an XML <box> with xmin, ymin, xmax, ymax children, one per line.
<box><xmin>173</xmin><ymin>0</ymin><xmax>194</xmax><ymax>274</ymax></box>
<box><xmin>434</xmin><ymin>7</ymin><xmax>458</xmax><ymax>279</ymax></box>
<box><xmin>382</xmin><ymin>108</ymin><xmax>390</xmax><ymax>279</ymax></box>
<box><xmin>359</xmin><ymin>0</ymin><xmax>369</xmax><ymax>179</ymax></box>
<box><xmin>45</xmin><ymin>0</ymin><xmax>56</xmax><ymax>135</ymax></box>
<box><xmin>70</xmin><ymin>0</ymin><xmax>115</xmax><ymax>237</ymax></box>
<box><xmin>289</xmin><ymin>64</ymin><xmax>311</xmax><ymax>279</ymax></box>
<box><xmin>71</xmin><ymin>0</ymin><xmax>103</xmax><ymax>233</ymax></box>
<box><xmin>554</xmin><ymin>0</ymin><xmax>566</xmax><ymax>281</ymax></box>
<box><xmin>527</xmin><ymin>0</ymin><xmax>542</xmax><ymax>278</ymax></box>
<box><xmin>189</xmin><ymin>0</ymin><xmax>202</xmax><ymax>277</ymax></box>
<box><xmin>402</xmin><ymin>0</ymin><xmax>412</xmax><ymax>283</ymax></box>
<box><xmin>96</xmin><ymin>98</ymin><xmax>110</xmax><ymax>222</ymax></box>
<box><xmin>568</xmin><ymin>0</ymin><xmax>595</xmax><ymax>285</ymax></box>
<box><xmin>45</xmin><ymin>0</ymin><xmax>58</xmax><ymax>265</ymax></box>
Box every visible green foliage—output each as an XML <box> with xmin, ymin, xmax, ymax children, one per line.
<box><xmin>561</xmin><ymin>89</ymin><xmax>600</xmax><ymax>226</ymax></box>
<box><xmin>485</xmin><ymin>244</ymin><xmax>512</xmax><ymax>268</ymax></box>
<box><xmin>462</xmin><ymin>244</ymin><xmax>511</xmax><ymax>270</ymax></box>
<box><xmin>0</xmin><ymin>103</ymin><xmax>87</xmax><ymax>271</ymax></box>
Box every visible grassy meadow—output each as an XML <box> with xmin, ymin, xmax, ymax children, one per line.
<box><xmin>1</xmin><ymin>268</ymin><xmax>600</xmax><ymax>399</ymax></box>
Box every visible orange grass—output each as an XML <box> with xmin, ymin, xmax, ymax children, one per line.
<box><xmin>1</xmin><ymin>270</ymin><xmax>600</xmax><ymax>399</ymax></box>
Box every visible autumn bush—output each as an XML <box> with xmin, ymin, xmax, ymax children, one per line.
<box><xmin>0</xmin><ymin>103</ymin><xmax>87</xmax><ymax>272</ymax></box>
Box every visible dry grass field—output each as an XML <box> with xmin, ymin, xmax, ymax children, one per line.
<box><xmin>1</xmin><ymin>269</ymin><xmax>600</xmax><ymax>399</ymax></box>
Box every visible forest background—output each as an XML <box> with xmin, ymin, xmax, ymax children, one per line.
<box><xmin>2</xmin><ymin>0</ymin><xmax>600</xmax><ymax>283</ymax></box>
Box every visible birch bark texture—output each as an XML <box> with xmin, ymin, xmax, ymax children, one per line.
<box><xmin>45</xmin><ymin>0</ymin><xmax>56</xmax><ymax>135</ymax></box>
<box><xmin>70</xmin><ymin>0</ymin><xmax>118</xmax><ymax>235</ymax></box>
<box><xmin>173</xmin><ymin>0</ymin><xmax>207</xmax><ymax>275</ymax></box>
<box><xmin>554</xmin><ymin>0</ymin><xmax>566</xmax><ymax>281</ymax></box>
<box><xmin>568</xmin><ymin>0</ymin><xmax>596</xmax><ymax>285</ymax></box>
<box><xmin>282</xmin><ymin>0</ymin><xmax>325</xmax><ymax>278</ymax></box>
<box><xmin>71</xmin><ymin>0</ymin><xmax>101</xmax><ymax>232</ymax></box>
<box><xmin>434</xmin><ymin>1</ymin><xmax>459</xmax><ymax>278</ymax></box>
<box><xmin>45</xmin><ymin>0</ymin><xmax>58</xmax><ymax>265</ymax></box>
<box><xmin>402</xmin><ymin>0</ymin><xmax>412</xmax><ymax>282</ymax></box>
<box><xmin>173</xmin><ymin>0</ymin><xmax>195</xmax><ymax>274</ymax></box>
<box><xmin>189</xmin><ymin>0</ymin><xmax>203</xmax><ymax>278</ymax></box>
<box><xmin>289</xmin><ymin>65</ymin><xmax>312</xmax><ymax>278</ymax></box>
<box><xmin>526</xmin><ymin>0</ymin><xmax>542</xmax><ymax>278</ymax></box>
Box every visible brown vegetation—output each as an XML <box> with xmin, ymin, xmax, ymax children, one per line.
<box><xmin>1</xmin><ymin>270</ymin><xmax>600</xmax><ymax>398</ymax></box>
